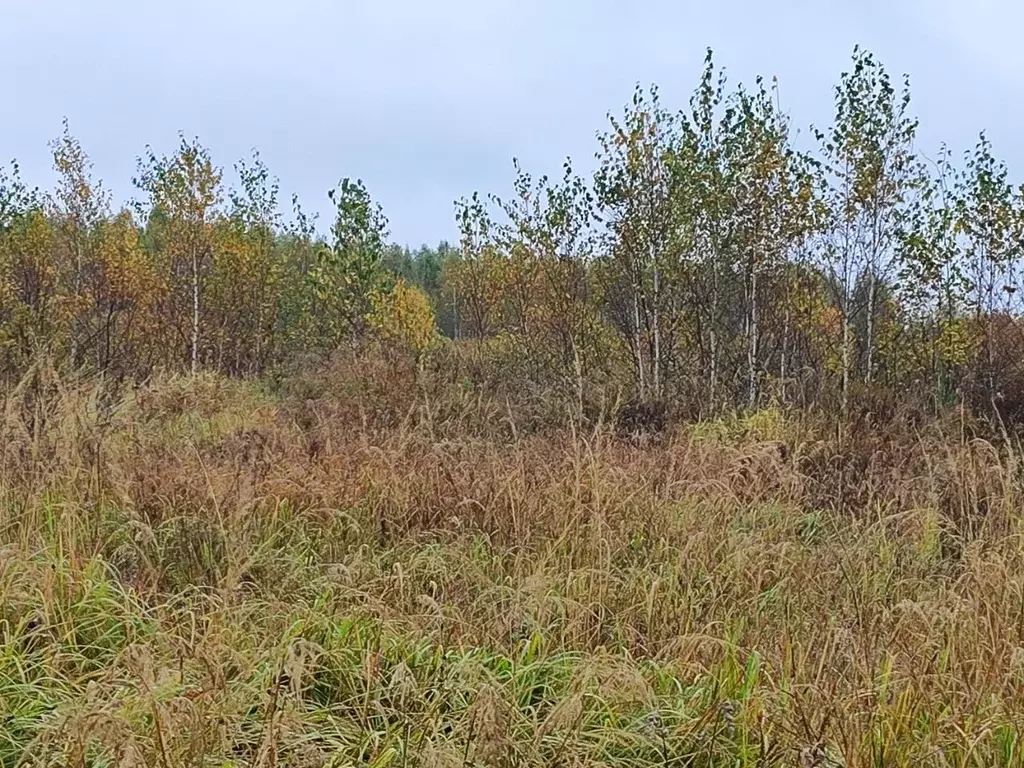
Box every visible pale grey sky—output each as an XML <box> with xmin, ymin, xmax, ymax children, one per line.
<box><xmin>3</xmin><ymin>0</ymin><xmax>1023</xmax><ymax>246</ymax></box>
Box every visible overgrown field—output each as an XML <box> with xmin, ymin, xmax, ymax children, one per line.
<box><xmin>4</xmin><ymin>357</ymin><xmax>1024</xmax><ymax>767</ymax></box>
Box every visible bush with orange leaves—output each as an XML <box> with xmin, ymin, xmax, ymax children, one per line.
<box><xmin>366</xmin><ymin>278</ymin><xmax>440</xmax><ymax>363</ymax></box>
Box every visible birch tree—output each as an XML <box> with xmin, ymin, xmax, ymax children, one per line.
<box><xmin>49</xmin><ymin>121</ymin><xmax>110</xmax><ymax>369</ymax></box>
<box><xmin>595</xmin><ymin>84</ymin><xmax>682</xmax><ymax>402</ymax></box>
<box><xmin>956</xmin><ymin>133</ymin><xmax>1024</xmax><ymax>403</ymax></box>
<box><xmin>135</xmin><ymin>135</ymin><xmax>222</xmax><ymax>374</ymax></box>
<box><xmin>818</xmin><ymin>47</ymin><xmax>921</xmax><ymax>412</ymax></box>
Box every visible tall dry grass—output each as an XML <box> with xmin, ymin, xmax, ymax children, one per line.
<box><xmin>3</xmin><ymin>354</ymin><xmax>1024</xmax><ymax>766</ymax></box>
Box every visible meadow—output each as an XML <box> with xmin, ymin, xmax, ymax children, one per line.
<box><xmin>4</xmin><ymin>351</ymin><xmax>1024</xmax><ymax>767</ymax></box>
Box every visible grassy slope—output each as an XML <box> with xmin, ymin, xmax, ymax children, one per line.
<box><xmin>3</xmin><ymin>364</ymin><xmax>1024</xmax><ymax>766</ymax></box>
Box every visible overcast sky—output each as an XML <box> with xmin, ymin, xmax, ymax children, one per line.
<box><xmin>3</xmin><ymin>0</ymin><xmax>1023</xmax><ymax>246</ymax></box>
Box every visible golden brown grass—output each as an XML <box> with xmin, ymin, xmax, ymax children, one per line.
<box><xmin>3</xmin><ymin>355</ymin><xmax>1024</xmax><ymax>766</ymax></box>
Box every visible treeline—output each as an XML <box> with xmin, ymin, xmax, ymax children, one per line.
<box><xmin>0</xmin><ymin>130</ymin><xmax>446</xmax><ymax>382</ymax></box>
<box><xmin>4</xmin><ymin>48</ymin><xmax>1024</xmax><ymax>424</ymax></box>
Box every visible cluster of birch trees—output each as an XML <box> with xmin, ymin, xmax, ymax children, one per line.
<box><xmin>448</xmin><ymin>49</ymin><xmax>1024</xmax><ymax>419</ymax></box>
<box><xmin>0</xmin><ymin>127</ymin><xmax>436</xmax><ymax>382</ymax></box>
<box><xmin>3</xmin><ymin>48</ymin><xmax>1024</xmax><ymax>421</ymax></box>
